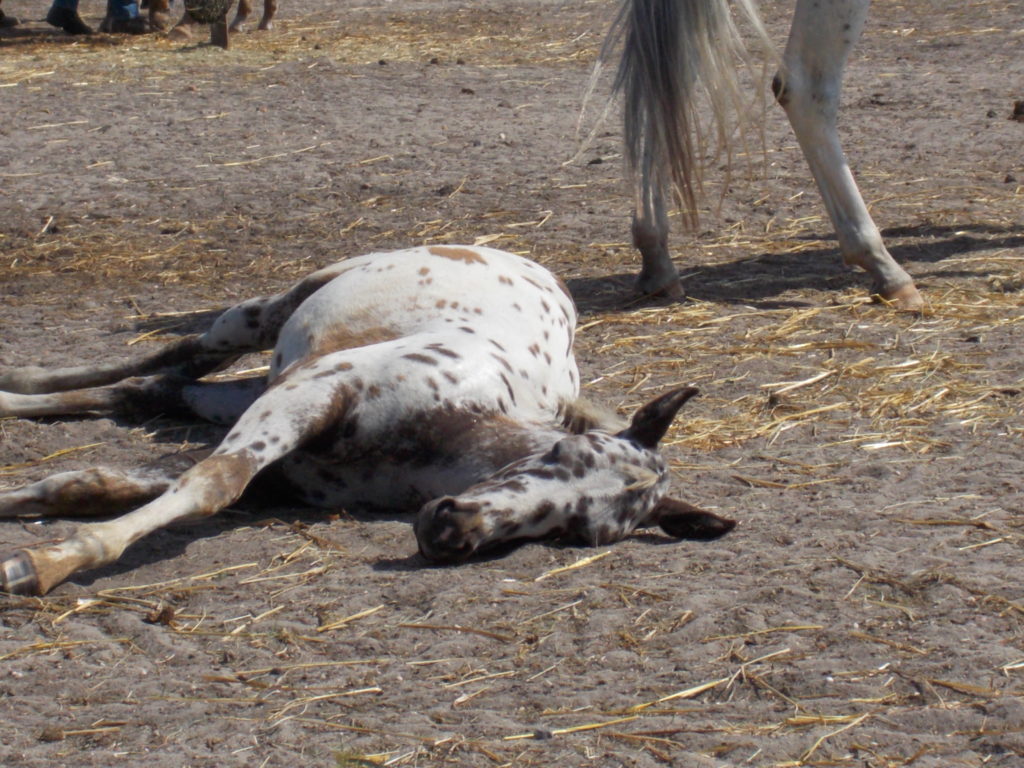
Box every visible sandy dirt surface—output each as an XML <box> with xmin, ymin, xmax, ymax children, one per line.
<box><xmin>1</xmin><ymin>1</ymin><xmax>1022</xmax><ymax>765</ymax></box>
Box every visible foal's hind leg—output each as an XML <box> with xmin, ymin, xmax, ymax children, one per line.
<box><xmin>0</xmin><ymin>261</ymin><xmax>345</xmax><ymax>398</ymax></box>
<box><xmin>0</xmin><ymin>372</ymin><xmax>267</xmax><ymax>421</ymax></box>
<box><xmin>775</xmin><ymin>0</ymin><xmax>922</xmax><ymax>309</ymax></box>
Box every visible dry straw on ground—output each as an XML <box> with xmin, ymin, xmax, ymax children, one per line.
<box><xmin>1</xmin><ymin>0</ymin><xmax>1023</xmax><ymax>765</ymax></box>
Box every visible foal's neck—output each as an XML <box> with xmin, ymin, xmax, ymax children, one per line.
<box><xmin>421</xmin><ymin>410</ymin><xmax>566</xmax><ymax>475</ymax></box>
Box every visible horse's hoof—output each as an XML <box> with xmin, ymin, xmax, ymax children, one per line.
<box><xmin>638</xmin><ymin>276</ymin><xmax>685</xmax><ymax>300</ymax></box>
<box><xmin>1</xmin><ymin>551</ymin><xmax>40</xmax><ymax>596</ymax></box>
<box><xmin>877</xmin><ymin>282</ymin><xmax>924</xmax><ymax>311</ymax></box>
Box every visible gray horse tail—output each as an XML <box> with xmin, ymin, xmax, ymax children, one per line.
<box><xmin>606</xmin><ymin>0</ymin><xmax>771</xmax><ymax>227</ymax></box>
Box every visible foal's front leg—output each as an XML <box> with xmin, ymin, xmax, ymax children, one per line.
<box><xmin>0</xmin><ymin>362</ymin><xmax>352</xmax><ymax>595</ymax></box>
<box><xmin>0</xmin><ymin>467</ymin><xmax>179</xmax><ymax>521</ymax></box>
<box><xmin>0</xmin><ymin>376</ymin><xmax>269</xmax><ymax>516</ymax></box>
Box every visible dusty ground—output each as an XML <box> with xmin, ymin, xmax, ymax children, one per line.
<box><xmin>1</xmin><ymin>0</ymin><xmax>1022</xmax><ymax>765</ymax></box>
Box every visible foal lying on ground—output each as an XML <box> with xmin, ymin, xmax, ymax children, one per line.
<box><xmin>0</xmin><ymin>246</ymin><xmax>733</xmax><ymax>596</ymax></box>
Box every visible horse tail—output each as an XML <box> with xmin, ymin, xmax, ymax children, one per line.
<box><xmin>606</xmin><ymin>0</ymin><xmax>771</xmax><ymax>227</ymax></box>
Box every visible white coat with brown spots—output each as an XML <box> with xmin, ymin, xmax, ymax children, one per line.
<box><xmin>0</xmin><ymin>246</ymin><xmax>733</xmax><ymax>595</ymax></box>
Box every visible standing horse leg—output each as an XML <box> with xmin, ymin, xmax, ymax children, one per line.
<box><xmin>775</xmin><ymin>0</ymin><xmax>923</xmax><ymax>309</ymax></box>
<box><xmin>633</xmin><ymin>141</ymin><xmax>684</xmax><ymax>297</ymax></box>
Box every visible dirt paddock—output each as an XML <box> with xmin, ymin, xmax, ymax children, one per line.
<box><xmin>1</xmin><ymin>1</ymin><xmax>1022</xmax><ymax>765</ymax></box>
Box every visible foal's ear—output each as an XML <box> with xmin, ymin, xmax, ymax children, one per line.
<box><xmin>617</xmin><ymin>386</ymin><xmax>699</xmax><ymax>449</ymax></box>
<box><xmin>654</xmin><ymin>497</ymin><xmax>736</xmax><ymax>540</ymax></box>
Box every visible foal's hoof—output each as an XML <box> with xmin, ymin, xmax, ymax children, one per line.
<box><xmin>0</xmin><ymin>551</ymin><xmax>40</xmax><ymax>596</ymax></box>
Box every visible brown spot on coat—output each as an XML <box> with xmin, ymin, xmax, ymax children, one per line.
<box><xmin>491</xmin><ymin>353</ymin><xmax>513</xmax><ymax>373</ymax></box>
<box><xmin>310</xmin><ymin>325</ymin><xmax>399</xmax><ymax>358</ymax></box>
<box><xmin>403</xmin><ymin>353</ymin><xmax>438</xmax><ymax>366</ymax></box>
<box><xmin>425</xmin><ymin>343</ymin><xmax>461</xmax><ymax>359</ymax></box>
<box><xmin>522</xmin><ymin>275</ymin><xmax>547</xmax><ymax>292</ymax></box>
<box><xmin>499</xmin><ymin>372</ymin><xmax>516</xmax><ymax>404</ymax></box>
<box><xmin>428</xmin><ymin>245</ymin><xmax>488</xmax><ymax>265</ymax></box>
<box><xmin>529</xmin><ymin>501</ymin><xmax>556</xmax><ymax>525</ymax></box>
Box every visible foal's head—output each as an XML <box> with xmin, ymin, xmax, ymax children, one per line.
<box><xmin>415</xmin><ymin>387</ymin><xmax>735</xmax><ymax>561</ymax></box>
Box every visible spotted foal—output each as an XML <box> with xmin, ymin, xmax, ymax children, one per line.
<box><xmin>0</xmin><ymin>246</ymin><xmax>733</xmax><ymax>595</ymax></box>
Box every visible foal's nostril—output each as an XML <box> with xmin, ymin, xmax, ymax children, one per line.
<box><xmin>435</xmin><ymin>498</ymin><xmax>458</xmax><ymax>516</ymax></box>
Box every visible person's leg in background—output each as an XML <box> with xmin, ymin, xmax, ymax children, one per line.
<box><xmin>100</xmin><ymin>0</ymin><xmax>147</xmax><ymax>33</ymax></box>
<box><xmin>46</xmin><ymin>0</ymin><xmax>93</xmax><ymax>35</ymax></box>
